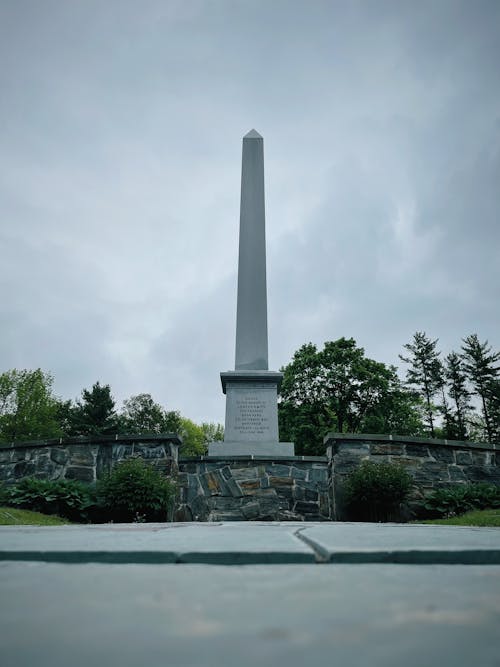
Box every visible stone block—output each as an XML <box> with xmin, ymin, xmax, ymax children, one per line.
<box><xmin>413</xmin><ymin>462</ymin><xmax>450</xmax><ymax>483</ymax></box>
<box><xmin>428</xmin><ymin>446</ymin><xmax>455</xmax><ymax>463</ymax></box>
<box><xmin>405</xmin><ymin>445</ymin><xmax>430</xmax><ymax>458</ymax></box>
<box><xmin>11</xmin><ymin>449</ymin><xmax>28</xmax><ymax>462</ymax></box>
<box><xmin>371</xmin><ymin>443</ymin><xmax>405</xmax><ymax>455</ymax></box>
<box><xmin>65</xmin><ymin>466</ymin><xmax>94</xmax><ymax>483</ymax></box>
<box><xmin>268</xmin><ymin>476</ymin><xmax>293</xmax><ymax>486</ymax></box>
<box><xmin>209</xmin><ymin>511</ymin><xmax>245</xmax><ymax>521</ymax></box>
<box><xmin>265</xmin><ymin>464</ymin><xmax>291</xmax><ymax>477</ymax></box>
<box><xmin>319</xmin><ymin>491</ymin><xmax>330</xmax><ymax>517</ymax></box>
<box><xmin>241</xmin><ymin>501</ymin><xmax>261</xmax><ymax>519</ymax></box>
<box><xmin>0</xmin><ymin>449</ymin><xmax>12</xmax><ymax>463</ymax></box>
<box><xmin>466</xmin><ymin>466</ymin><xmax>500</xmax><ymax>484</ymax></box>
<box><xmin>290</xmin><ymin>466</ymin><xmax>308</xmax><ymax>480</ymax></box>
<box><xmin>472</xmin><ymin>452</ymin><xmax>489</xmax><ymax>465</ymax></box>
<box><xmin>239</xmin><ymin>479</ymin><xmax>261</xmax><ymax>493</ymax></box>
<box><xmin>226</xmin><ymin>477</ymin><xmax>244</xmax><ymax>497</ymax></box>
<box><xmin>243</xmin><ymin>487</ymin><xmax>278</xmax><ymax>498</ymax></box>
<box><xmin>336</xmin><ymin>443</ymin><xmax>370</xmax><ymax>455</ymax></box>
<box><xmin>309</xmin><ymin>466</ymin><xmax>328</xmax><ymax>483</ymax></box>
<box><xmin>449</xmin><ymin>466</ymin><xmax>467</xmax><ymax>482</ymax></box>
<box><xmin>173</xmin><ymin>504</ymin><xmax>193</xmax><ymax>522</ymax></box>
<box><xmin>231</xmin><ymin>467</ymin><xmax>258</xmax><ymax>480</ymax></box>
<box><xmin>190</xmin><ymin>494</ymin><xmax>209</xmax><ymax>521</ymax></box>
<box><xmin>112</xmin><ymin>444</ymin><xmax>134</xmax><ymax>460</ymax></box>
<box><xmin>455</xmin><ymin>451</ymin><xmax>472</xmax><ymax>465</ymax></box>
<box><xmin>13</xmin><ymin>461</ymin><xmax>36</xmax><ymax>478</ymax></box>
<box><xmin>199</xmin><ymin>470</ymin><xmax>228</xmax><ymax>496</ymax></box>
<box><xmin>333</xmin><ymin>456</ymin><xmax>366</xmax><ymax>475</ymax></box>
<box><xmin>69</xmin><ymin>445</ymin><xmax>95</xmax><ymax>466</ymax></box>
<box><xmin>294</xmin><ymin>501</ymin><xmax>319</xmax><ymax>515</ymax></box>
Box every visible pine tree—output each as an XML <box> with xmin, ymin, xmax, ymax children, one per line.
<box><xmin>461</xmin><ymin>335</ymin><xmax>500</xmax><ymax>443</ymax></box>
<box><xmin>444</xmin><ymin>351</ymin><xmax>471</xmax><ymax>440</ymax></box>
<box><xmin>399</xmin><ymin>332</ymin><xmax>443</xmax><ymax>438</ymax></box>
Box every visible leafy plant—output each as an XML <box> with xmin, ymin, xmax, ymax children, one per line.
<box><xmin>5</xmin><ymin>477</ymin><xmax>97</xmax><ymax>522</ymax></box>
<box><xmin>423</xmin><ymin>483</ymin><xmax>500</xmax><ymax>518</ymax></box>
<box><xmin>98</xmin><ymin>456</ymin><xmax>174</xmax><ymax>522</ymax></box>
<box><xmin>344</xmin><ymin>460</ymin><xmax>413</xmax><ymax>522</ymax></box>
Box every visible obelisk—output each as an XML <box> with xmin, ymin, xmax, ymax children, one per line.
<box><xmin>208</xmin><ymin>130</ymin><xmax>294</xmax><ymax>457</ymax></box>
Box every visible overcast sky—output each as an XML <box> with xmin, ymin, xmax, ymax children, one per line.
<box><xmin>1</xmin><ymin>0</ymin><xmax>499</xmax><ymax>425</ymax></box>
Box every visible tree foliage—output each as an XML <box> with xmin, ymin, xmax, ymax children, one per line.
<box><xmin>279</xmin><ymin>338</ymin><xmax>425</xmax><ymax>454</ymax></box>
<box><xmin>118</xmin><ymin>393</ymin><xmax>181</xmax><ymax>435</ymax></box>
<box><xmin>66</xmin><ymin>382</ymin><xmax>118</xmax><ymax>436</ymax></box>
<box><xmin>461</xmin><ymin>335</ymin><xmax>500</xmax><ymax>443</ymax></box>
<box><xmin>399</xmin><ymin>332</ymin><xmax>443</xmax><ymax>437</ymax></box>
<box><xmin>0</xmin><ymin>369</ymin><xmax>61</xmax><ymax>442</ymax></box>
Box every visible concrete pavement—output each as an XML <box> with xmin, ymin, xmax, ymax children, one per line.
<box><xmin>1</xmin><ymin>522</ymin><xmax>500</xmax><ymax>667</ymax></box>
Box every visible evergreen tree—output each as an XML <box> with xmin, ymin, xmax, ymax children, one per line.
<box><xmin>118</xmin><ymin>393</ymin><xmax>181</xmax><ymax>435</ymax></box>
<box><xmin>444</xmin><ymin>351</ymin><xmax>471</xmax><ymax>440</ymax></box>
<box><xmin>69</xmin><ymin>382</ymin><xmax>117</xmax><ymax>436</ymax></box>
<box><xmin>399</xmin><ymin>332</ymin><xmax>443</xmax><ymax>437</ymax></box>
<box><xmin>461</xmin><ymin>334</ymin><xmax>500</xmax><ymax>443</ymax></box>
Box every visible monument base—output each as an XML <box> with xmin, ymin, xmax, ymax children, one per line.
<box><xmin>207</xmin><ymin>441</ymin><xmax>295</xmax><ymax>457</ymax></box>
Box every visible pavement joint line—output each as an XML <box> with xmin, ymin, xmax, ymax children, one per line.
<box><xmin>293</xmin><ymin>527</ymin><xmax>330</xmax><ymax>563</ymax></box>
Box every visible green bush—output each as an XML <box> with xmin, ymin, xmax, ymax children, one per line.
<box><xmin>344</xmin><ymin>460</ymin><xmax>413</xmax><ymax>522</ymax></box>
<box><xmin>423</xmin><ymin>483</ymin><xmax>500</xmax><ymax>519</ymax></box>
<box><xmin>5</xmin><ymin>477</ymin><xmax>98</xmax><ymax>522</ymax></box>
<box><xmin>98</xmin><ymin>457</ymin><xmax>174</xmax><ymax>522</ymax></box>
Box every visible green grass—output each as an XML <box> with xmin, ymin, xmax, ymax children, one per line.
<box><xmin>0</xmin><ymin>507</ymin><xmax>69</xmax><ymax>526</ymax></box>
<box><xmin>419</xmin><ymin>509</ymin><xmax>500</xmax><ymax>527</ymax></box>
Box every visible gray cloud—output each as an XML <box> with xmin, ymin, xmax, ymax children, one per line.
<box><xmin>1</xmin><ymin>0</ymin><xmax>499</xmax><ymax>423</ymax></box>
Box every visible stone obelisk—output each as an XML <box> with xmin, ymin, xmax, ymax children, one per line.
<box><xmin>208</xmin><ymin>130</ymin><xmax>294</xmax><ymax>457</ymax></box>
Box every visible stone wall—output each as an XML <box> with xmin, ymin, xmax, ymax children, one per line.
<box><xmin>175</xmin><ymin>456</ymin><xmax>330</xmax><ymax>521</ymax></box>
<box><xmin>325</xmin><ymin>433</ymin><xmax>500</xmax><ymax>519</ymax></box>
<box><xmin>0</xmin><ymin>435</ymin><xmax>180</xmax><ymax>485</ymax></box>
<box><xmin>2</xmin><ymin>433</ymin><xmax>498</xmax><ymax>521</ymax></box>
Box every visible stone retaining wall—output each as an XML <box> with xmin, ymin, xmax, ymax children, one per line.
<box><xmin>325</xmin><ymin>433</ymin><xmax>499</xmax><ymax>519</ymax></box>
<box><xmin>1</xmin><ymin>433</ymin><xmax>498</xmax><ymax>521</ymax></box>
<box><xmin>0</xmin><ymin>435</ymin><xmax>180</xmax><ymax>485</ymax></box>
<box><xmin>175</xmin><ymin>456</ymin><xmax>330</xmax><ymax>521</ymax></box>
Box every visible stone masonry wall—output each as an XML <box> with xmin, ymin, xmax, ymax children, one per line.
<box><xmin>175</xmin><ymin>457</ymin><xmax>330</xmax><ymax>521</ymax></box>
<box><xmin>325</xmin><ymin>433</ymin><xmax>500</xmax><ymax>519</ymax></box>
<box><xmin>2</xmin><ymin>433</ymin><xmax>498</xmax><ymax>521</ymax></box>
<box><xmin>0</xmin><ymin>435</ymin><xmax>180</xmax><ymax>485</ymax></box>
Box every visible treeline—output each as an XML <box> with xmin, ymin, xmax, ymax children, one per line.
<box><xmin>0</xmin><ymin>372</ymin><xmax>223</xmax><ymax>456</ymax></box>
<box><xmin>1</xmin><ymin>331</ymin><xmax>498</xmax><ymax>457</ymax></box>
<box><xmin>279</xmin><ymin>333</ymin><xmax>500</xmax><ymax>455</ymax></box>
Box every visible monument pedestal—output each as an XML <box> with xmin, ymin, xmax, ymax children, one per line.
<box><xmin>208</xmin><ymin>371</ymin><xmax>294</xmax><ymax>457</ymax></box>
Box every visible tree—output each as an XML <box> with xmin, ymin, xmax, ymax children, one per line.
<box><xmin>200</xmin><ymin>422</ymin><xmax>224</xmax><ymax>445</ymax></box>
<box><xmin>461</xmin><ymin>335</ymin><xmax>500</xmax><ymax>443</ymax></box>
<box><xmin>444</xmin><ymin>351</ymin><xmax>472</xmax><ymax>440</ymax></box>
<box><xmin>0</xmin><ymin>369</ymin><xmax>62</xmax><ymax>442</ymax></box>
<box><xmin>179</xmin><ymin>417</ymin><xmax>207</xmax><ymax>456</ymax></box>
<box><xmin>68</xmin><ymin>382</ymin><xmax>117</xmax><ymax>436</ymax></box>
<box><xmin>399</xmin><ymin>332</ymin><xmax>443</xmax><ymax>437</ymax></box>
<box><xmin>118</xmin><ymin>393</ymin><xmax>181</xmax><ymax>435</ymax></box>
<box><xmin>280</xmin><ymin>338</ymin><xmax>425</xmax><ymax>455</ymax></box>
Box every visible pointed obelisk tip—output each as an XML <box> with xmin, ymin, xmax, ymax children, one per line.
<box><xmin>244</xmin><ymin>129</ymin><xmax>262</xmax><ymax>139</ymax></box>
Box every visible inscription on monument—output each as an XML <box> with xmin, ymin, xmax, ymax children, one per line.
<box><xmin>224</xmin><ymin>383</ymin><xmax>279</xmax><ymax>443</ymax></box>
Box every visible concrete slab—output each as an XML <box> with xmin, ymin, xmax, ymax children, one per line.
<box><xmin>300</xmin><ymin>522</ymin><xmax>500</xmax><ymax>564</ymax></box>
<box><xmin>1</xmin><ymin>562</ymin><xmax>500</xmax><ymax>667</ymax></box>
<box><xmin>0</xmin><ymin>522</ymin><xmax>315</xmax><ymax>564</ymax></box>
<box><xmin>1</xmin><ymin>521</ymin><xmax>500</xmax><ymax>564</ymax></box>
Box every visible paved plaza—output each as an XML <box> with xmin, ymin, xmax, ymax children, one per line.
<box><xmin>1</xmin><ymin>522</ymin><xmax>500</xmax><ymax>666</ymax></box>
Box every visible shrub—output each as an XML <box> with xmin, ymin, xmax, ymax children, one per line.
<box><xmin>98</xmin><ymin>457</ymin><xmax>174</xmax><ymax>522</ymax></box>
<box><xmin>344</xmin><ymin>460</ymin><xmax>413</xmax><ymax>522</ymax></box>
<box><xmin>5</xmin><ymin>477</ymin><xmax>98</xmax><ymax>522</ymax></box>
<box><xmin>423</xmin><ymin>483</ymin><xmax>500</xmax><ymax>519</ymax></box>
